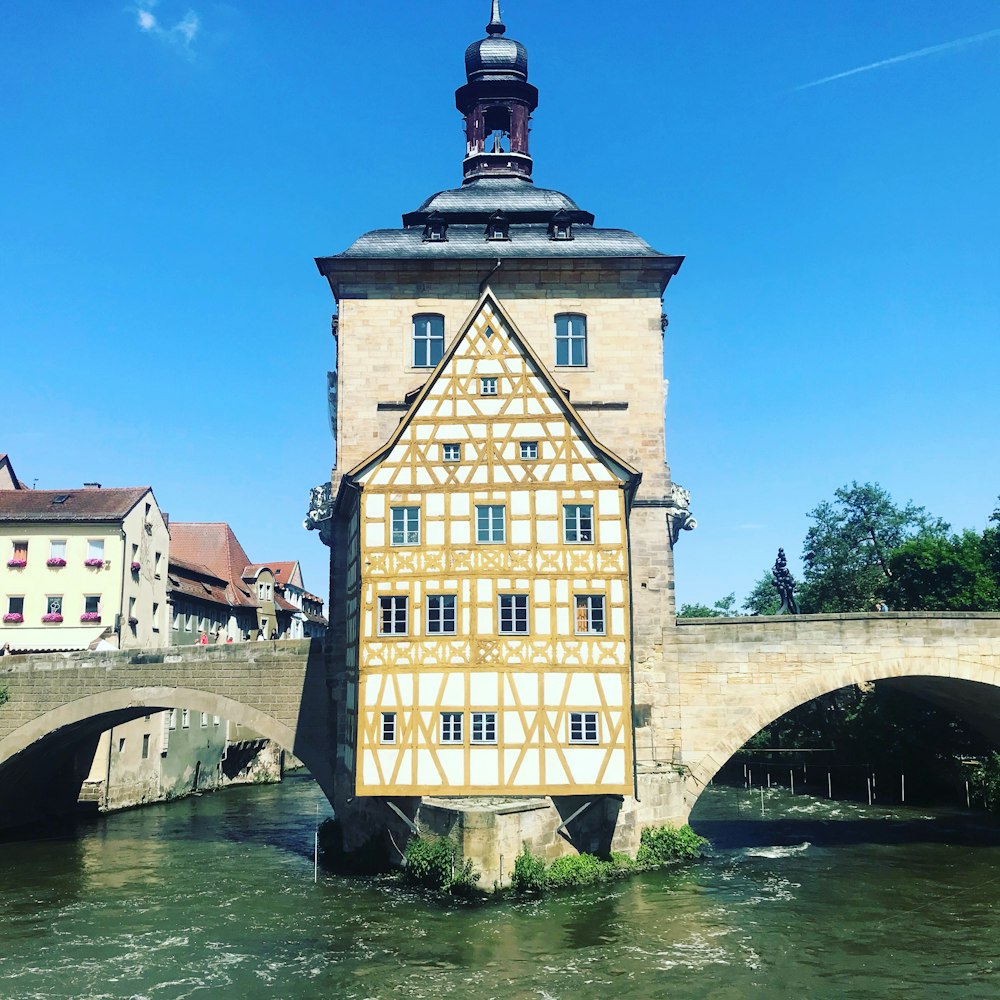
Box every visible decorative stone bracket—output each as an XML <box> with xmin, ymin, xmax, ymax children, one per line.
<box><xmin>665</xmin><ymin>483</ymin><xmax>697</xmax><ymax>546</ymax></box>
<box><xmin>304</xmin><ymin>482</ymin><xmax>334</xmax><ymax>547</ymax></box>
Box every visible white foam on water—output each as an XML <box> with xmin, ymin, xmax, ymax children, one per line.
<box><xmin>744</xmin><ymin>842</ymin><xmax>811</xmax><ymax>859</ymax></box>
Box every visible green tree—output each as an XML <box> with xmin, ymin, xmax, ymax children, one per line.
<box><xmin>678</xmin><ymin>593</ymin><xmax>737</xmax><ymax>618</ymax></box>
<box><xmin>742</xmin><ymin>571</ymin><xmax>783</xmax><ymax>616</ymax></box>
<box><xmin>888</xmin><ymin>530</ymin><xmax>1000</xmax><ymax>611</ymax></box>
<box><xmin>800</xmin><ymin>482</ymin><xmax>948</xmax><ymax>612</ymax></box>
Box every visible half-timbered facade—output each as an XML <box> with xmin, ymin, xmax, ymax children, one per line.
<box><xmin>340</xmin><ymin>294</ymin><xmax>638</xmax><ymax>795</ymax></box>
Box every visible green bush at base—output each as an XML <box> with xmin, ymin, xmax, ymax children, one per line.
<box><xmin>402</xmin><ymin>835</ymin><xmax>480</xmax><ymax>894</ymax></box>
<box><xmin>509</xmin><ymin>824</ymin><xmax>708</xmax><ymax>895</ymax></box>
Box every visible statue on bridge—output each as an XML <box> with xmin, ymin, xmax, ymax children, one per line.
<box><xmin>773</xmin><ymin>548</ymin><xmax>799</xmax><ymax>615</ymax></box>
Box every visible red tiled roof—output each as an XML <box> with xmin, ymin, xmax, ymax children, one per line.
<box><xmin>275</xmin><ymin>594</ymin><xmax>298</xmax><ymax>612</ymax></box>
<box><xmin>170</xmin><ymin>523</ymin><xmax>253</xmax><ymax>584</ymax></box>
<box><xmin>0</xmin><ymin>487</ymin><xmax>153</xmax><ymax>521</ymax></box>
<box><xmin>259</xmin><ymin>561</ymin><xmax>302</xmax><ymax>586</ymax></box>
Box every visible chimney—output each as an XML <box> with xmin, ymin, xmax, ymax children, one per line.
<box><xmin>83</xmin><ymin>482</ymin><xmax>102</xmax><ymax>489</ymax></box>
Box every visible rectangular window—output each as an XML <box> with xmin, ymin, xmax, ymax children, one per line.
<box><xmin>480</xmin><ymin>377</ymin><xmax>498</xmax><ymax>396</ymax></box>
<box><xmin>118</xmin><ymin>737</ymin><xmax>126</xmax><ymax>753</ymax></box>
<box><xmin>168</xmin><ymin>709</ymin><xmax>177</xmax><ymax>731</ymax></box>
<box><xmin>476</xmin><ymin>504</ymin><xmax>505</xmax><ymax>543</ymax></box>
<box><xmin>200</xmin><ymin>712</ymin><xmax>208</xmax><ymax>727</ymax></box>
<box><xmin>391</xmin><ymin>506</ymin><xmax>420</xmax><ymax>546</ymax></box>
<box><xmin>569</xmin><ymin>711</ymin><xmax>599</xmax><ymax>744</ymax></box>
<box><xmin>213</xmin><ymin>715</ymin><xmax>220</xmax><ymax>726</ymax></box>
<box><xmin>12</xmin><ymin>541</ymin><xmax>27</xmax><ymax>563</ymax></box>
<box><xmin>154</xmin><ymin>552</ymin><xmax>162</xmax><ymax>578</ymax></box>
<box><xmin>378</xmin><ymin>596</ymin><xmax>408</xmax><ymax>635</ymax></box>
<box><xmin>564</xmin><ymin>504</ymin><xmax>594</xmax><ymax>543</ymax></box>
<box><xmin>87</xmin><ymin>539</ymin><xmax>105</xmax><ymax>561</ymax></box>
<box><xmin>413</xmin><ymin>314</ymin><xmax>445</xmax><ymax>368</ymax></box>
<box><xmin>471</xmin><ymin>712</ymin><xmax>497</xmax><ymax>744</ymax></box>
<box><xmin>181</xmin><ymin>709</ymin><xmax>190</xmax><ymax>729</ymax></box>
<box><xmin>7</xmin><ymin>596</ymin><xmax>24</xmax><ymax>616</ymax></box>
<box><xmin>440</xmin><ymin>712</ymin><xmax>463</xmax><ymax>743</ymax></box>
<box><xmin>49</xmin><ymin>540</ymin><xmax>66</xmax><ymax>560</ymax></box>
<box><xmin>498</xmin><ymin>594</ymin><xmax>529</xmax><ymax>634</ymax></box>
<box><xmin>141</xmin><ymin>734</ymin><xmax>150</xmax><ymax>759</ymax></box>
<box><xmin>442</xmin><ymin>443</ymin><xmax>461</xmax><ymax>462</ymax></box>
<box><xmin>427</xmin><ymin>595</ymin><xmax>456</xmax><ymax>634</ymax></box>
<box><xmin>555</xmin><ymin>314</ymin><xmax>588</xmax><ymax>367</ymax></box>
<box><xmin>381</xmin><ymin>712</ymin><xmax>396</xmax><ymax>744</ymax></box>
<box><xmin>84</xmin><ymin>595</ymin><xmax>101</xmax><ymax>615</ymax></box>
<box><xmin>152</xmin><ymin>602</ymin><xmax>159</xmax><ymax>632</ymax></box>
<box><xmin>519</xmin><ymin>441</ymin><xmax>538</xmax><ymax>460</ymax></box>
<box><xmin>575</xmin><ymin>595</ymin><xmax>606</xmax><ymax>634</ymax></box>
<box><xmin>45</xmin><ymin>596</ymin><xmax>62</xmax><ymax>616</ymax></box>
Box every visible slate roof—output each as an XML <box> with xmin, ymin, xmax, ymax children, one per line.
<box><xmin>409</xmin><ymin>179</ymin><xmax>585</xmax><ymax>219</ymax></box>
<box><xmin>0</xmin><ymin>487</ymin><xmax>152</xmax><ymax>522</ymax></box>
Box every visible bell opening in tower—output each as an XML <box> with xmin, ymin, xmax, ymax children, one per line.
<box><xmin>483</xmin><ymin>106</ymin><xmax>512</xmax><ymax>153</ymax></box>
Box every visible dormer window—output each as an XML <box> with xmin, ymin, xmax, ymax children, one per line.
<box><xmin>423</xmin><ymin>212</ymin><xmax>448</xmax><ymax>242</ymax></box>
<box><xmin>486</xmin><ymin>211</ymin><xmax>509</xmax><ymax>241</ymax></box>
<box><xmin>549</xmin><ymin>210</ymin><xmax>573</xmax><ymax>241</ymax></box>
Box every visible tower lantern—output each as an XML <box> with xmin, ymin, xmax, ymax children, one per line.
<box><xmin>456</xmin><ymin>1</ymin><xmax>538</xmax><ymax>182</ymax></box>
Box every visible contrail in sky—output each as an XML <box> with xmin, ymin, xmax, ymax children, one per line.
<box><xmin>792</xmin><ymin>27</ymin><xmax>1000</xmax><ymax>91</ymax></box>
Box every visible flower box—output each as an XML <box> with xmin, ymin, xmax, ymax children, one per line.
<box><xmin>3</xmin><ymin>613</ymin><xmax>24</xmax><ymax>623</ymax></box>
<box><xmin>80</xmin><ymin>612</ymin><xmax>102</xmax><ymax>623</ymax></box>
<box><xmin>84</xmin><ymin>558</ymin><xmax>105</xmax><ymax>568</ymax></box>
<box><xmin>47</xmin><ymin>557</ymin><xmax>67</xmax><ymax>567</ymax></box>
<box><xmin>41</xmin><ymin>613</ymin><xmax>64</xmax><ymax>623</ymax></box>
<box><xmin>6</xmin><ymin>559</ymin><xmax>26</xmax><ymax>569</ymax></box>
<box><xmin>131</xmin><ymin>561</ymin><xmax>141</xmax><ymax>573</ymax></box>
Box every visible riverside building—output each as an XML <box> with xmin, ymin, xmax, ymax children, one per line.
<box><xmin>313</xmin><ymin>2</ymin><xmax>694</xmax><ymax>864</ymax></box>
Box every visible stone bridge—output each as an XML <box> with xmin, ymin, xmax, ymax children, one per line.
<box><xmin>0</xmin><ymin>639</ymin><xmax>331</xmax><ymax>829</ymax></box>
<box><xmin>4</xmin><ymin>616</ymin><xmax>1000</xmax><ymax>848</ymax></box>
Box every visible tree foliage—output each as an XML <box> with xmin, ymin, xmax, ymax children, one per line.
<box><xmin>800</xmin><ymin>481</ymin><xmax>948</xmax><ymax>612</ymax></box>
<box><xmin>742</xmin><ymin>571</ymin><xmax>783</xmax><ymax>616</ymax></box>
<box><xmin>888</xmin><ymin>531</ymin><xmax>1000</xmax><ymax>611</ymax></box>
<box><xmin>678</xmin><ymin>593</ymin><xmax>737</xmax><ymax>618</ymax></box>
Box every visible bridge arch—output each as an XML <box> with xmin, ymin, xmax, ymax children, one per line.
<box><xmin>685</xmin><ymin>654</ymin><xmax>1000</xmax><ymax>811</ymax></box>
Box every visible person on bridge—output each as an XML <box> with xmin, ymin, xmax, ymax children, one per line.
<box><xmin>198</xmin><ymin>631</ymin><xmax>208</xmax><ymax>645</ymax></box>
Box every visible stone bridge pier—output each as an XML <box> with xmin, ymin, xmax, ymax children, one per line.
<box><xmin>0</xmin><ymin>640</ymin><xmax>332</xmax><ymax>831</ymax></box>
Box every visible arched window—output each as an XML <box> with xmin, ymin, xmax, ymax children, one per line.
<box><xmin>413</xmin><ymin>314</ymin><xmax>445</xmax><ymax>368</ymax></box>
<box><xmin>555</xmin><ymin>314</ymin><xmax>587</xmax><ymax>367</ymax></box>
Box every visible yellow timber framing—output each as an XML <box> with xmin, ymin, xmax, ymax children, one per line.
<box><xmin>339</xmin><ymin>289</ymin><xmax>640</xmax><ymax>797</ymax></box>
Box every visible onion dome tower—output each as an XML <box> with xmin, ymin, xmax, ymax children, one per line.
<box><xmin>456</xmin><ymin>1</ymin><xmax>538</xmax><ymax>183</ymax></box>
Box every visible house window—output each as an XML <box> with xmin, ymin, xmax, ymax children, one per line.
<box><xmin>549</xmin><ymin>211</ymin><xmax>574</xmax><ymax>241</ymax></box>
<box><xmin>555</xmin><ymin>314</ymin><xmax>588</xmax><ymax>367</ymax></box>
<box><xmin>49</xmin><ymin>540</ymin><xmax>66</xmax><ymax>561</ymax></box>
<box><xmin>87</xmin><ymin>539</ymin><xmax>105</xmax><ymax>561</ymax></box>
<box><xmin>427</xmin><ymin>595</ymin><xmax>456</xmax><ymax>634</ymax></box>
<box><xmin>422</xmin><ymin>213</ymin><xmax>447</xmax><ymax>242</ymax></box>
<box><xmin>381</xmin><ymin>712</ymin><xmax>396</xmax><ymax>744</ymax></box>
<box><xmin>564</xmin><ymin>504</ymin><xmax>594</xmax><ymax>543</ymax></box>
<box><xmin>84</xmin><ymin>595</ymin><xmax>101</xmax><ymax>615</ymax></box>
<box><xmin>7</xmin><ymin>596</ymin><xmax>24</xmax><ymax>617</ymax></box>
<box><xmin>152</xmin><ymin>602</ymin><xmax>159</xmax><ymax>631</ymax></box>
<box><xmin>154</xmin><ymin>552</ymin><xmax>162</xmax><ymax>578</ymax></box>
<box><xmin>11</xmin><ymin>541</ymin><xmax>27</xmax><ymax>563</ymax></box>
<box><xmin>442</xmin><ymin>443</ymin><xmax>461</xmax><ymax>462</ymax></box>
<box><xmin>569</xmin><ymin>712</ymin><xmax>599</xmax><ymax>744</ymax></box>
<box><xmin>476</xmin><ymin>505</ymin><xmax>505</xmax><ymax>543</ymax></box>
<box><xmin>141</xmin><ymin>734</ymin><xmax>150</xmax><ymax>759</ymax></box>
<box><xmin>480</xmin><ymin>377</ymin><xmax>498</xmax><ymax>396</ymax></box>
<box><xmin>413</xmin><ymin>314</ymin><xmax>445</xmax><ymax>367</ymax></box>
<box><xmin>213</xmin><ymin>715</ymin><xmax>220</xmax><ymax>726</ymax></box>
<box><xmin>498</xmin><ymin>594</ymin><xmax>529</xmax><ymax>634</ymax></box>
<box><xmin>440</xmin><ymin>712</ymin><xmax>463</xmax><ymax>743</ymax></box>
<box><xmin>520</xmin><ymin>441</ymin><xmax>538</xmax><ymax>461</ymax></box>
<box><xmin>486</xmin><ymin>211</ymin><xmax>509</xmax><ymax>241</ymax></box>
<box><xmin>378</xmin><ymin>596</ymin><xmax>408</xmax><ymax>635</ymax></box>
<box><xmin>168</xmin><ymin>709</ymin><xmax>177</xmax><ymax>730</ymax></box>
<box><xmin>45</xmin><ymin>596</ymin><xmax>62</xmax><ymax>616</ymax></box>
<box><xmin>575</xmin><ymin>595</ymin><xmax>606</xmax><ymax>635</ymax></box>
<box><xmin>471</xmin><ymin>712</ymin><xmax>497</xmax><ymax>744</ymax></box>
<box><xmin>201</xmin><ymin>712</ymin><xmax>209</xmax><ymax>727</ymax></box>
<box><xmin>181</xmin><ymin>709</ymin><xmax>190</xmax><ymax>729</ymax></box>
<box><xmin>391</xmin><ymin>506</ymin><xmax>420</xmax><ymax>546</ymax></box>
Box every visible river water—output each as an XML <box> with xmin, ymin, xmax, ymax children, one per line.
<box><xmin>3</xmin><ymin>772</ymin><xmax>1000</xmax><ymax>999</ymax></box>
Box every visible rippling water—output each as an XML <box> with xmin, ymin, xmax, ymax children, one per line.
<box><xmin>4</xmin><ymin>774</ymin><xmax>1000</xmax><ymax>999</ymax></box>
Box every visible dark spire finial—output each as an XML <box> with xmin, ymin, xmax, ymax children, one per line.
<box><xmin>487</xmin><ymin>0</ymin><xmax>505</xmax><ymax>36</ymax></box>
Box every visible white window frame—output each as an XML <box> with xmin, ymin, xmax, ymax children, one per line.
<box><xmin>440</xmin><ymin>712</ymin><xmax>463</xmax><ymax>743</ymax></box>
<box><xmin>476</xmin><ymin>504</ymin><xmax>505</xmax><ymax>543</ymax></box>
<box><xmin>555</xmin><ymin>313</ymin><xmax>588</xmax><ymax>367</ymax></box>
<box><xmin>413</xmin><ymin>314</ymin><xmax>445</xmax><ymax>368</ymax></box>
<box><xmin>519</xmin><ymin>441</ymin><xmax>538</xmax><ymax>460</ymax></box>
<box><xmin>480</xmin><ymin>376</ymin><xmax>498</xmax><ymax>396</ymax></box>
<box><xmin>83</xmin><ymin>595</ymin><xmax>101</xmax><ymax>616</ymax></box>
<box><xmin>426</xmin><ymin>594</ymin><xmax>456</xmax><ymax>635</ymax></box>
<box><xmin>49</xmin><ymin>539</ymin><xmax>66</xmax><ymax>560</ymax></box>
<box><xmin>45</xmin><ymin>595</ymin><xmax>62</xmax><ymax>616</ymax></box>
<box><xmin>471</xmin><ymin>712</ymin><xmax>497</xmax><ymax>744</ymax></box>
<box><xmin>200</xmin><ymin>712</ymin><xmax>209</xmax><ymax>728</ymax></box>
<box><xmin>168</xmin><ymin>709</ymin><xmax>178</xmax><ymax>731</ymax></box>
<box><xmin>7</xmin><ymin>596</ymin><xmax>24</xmax><ymax>616</ymax></box>
<box><xmin>86</xmin><ymin>538</ymin><xmax>105</xmax><ymax>561</ymax></box>
<box><xmin>378</xmin><ymin>596</ymin><xmax>408</xmax><ymax>636</ymax></box>
<box><xmin>442</xmin><ymin>443</ymin><xmax>461</xmax><ymax>462</ymax></box>
<box><xmin>563</xmin><ymin>504</ymin><xmax>594</xmax><ymax>544</ymax></box>
<box><xmin>391</xmin><ymin>506</ymin><xmax>420</xmax><ymax>546</ymax></box>
<box><xmin>498</xmin><ymin>594</ymin><xmax>529</xmax><ymax>635</ymax></box>
<box><xmin>381</xmin><ymin>712</ymin><xmax>396</xmax><ymax>744</ymax></box>
<box><xmin>569</xmin><ymin>711</ymin><xmax>599</xmax><ymax>744</ymax></box>
<box><xmin>181</xmin><ymin>708</ymin><xmax>191</xmax><ymax>729</ymax></box>
<box><xmin>575</xmin><ymin>594</ymin><xmax>606</xmax><ymax>635</ymax></box>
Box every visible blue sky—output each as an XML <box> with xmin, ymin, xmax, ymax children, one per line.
<box><xmin>2</xmin><ymin>1</ymin><xmax>998</xmax><ymax>608</ymax></box>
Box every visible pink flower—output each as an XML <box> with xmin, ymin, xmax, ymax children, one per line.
<box><xmin>3</xmin><ymin>613</ymin><xmax>24</xmax><ymax>623</ymax></box>
<box><xmin>47</xmin><ymin>557</ymin><xmax>67</xmax><ymax>567</ymax></box>
<box><xmin>131</xmin><ymin>561</ymin><xmax>141</xmax><ymax>573</ymax></box>
<box><xmin>84</xmin><ymin>558</ymin><xmax>104</xmax><ymax>568</ymax></box>
<box><xmin>41</xmin><ymin>613</ymin><xmax>64</xmax><ymax>623</ymax></box>
<box><xmin>6</xmin><ymin>559</ymin><xmax>26</xmax><ymax>568</ymax></box>
<box><xmin>80</xmin><ymin>612</ymin><xmax>102</xmax><ymax>622</ymax></box>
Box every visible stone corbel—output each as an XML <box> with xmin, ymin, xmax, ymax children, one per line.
<box><xmin>665</xmin><ymin>483</ymin><xmax>697</xmax><ymax>546</ymax></box>
<box><xmin>304</xmin><ymin>482</ymin><xmax>334</xmax><ymax>547</ymax></box>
